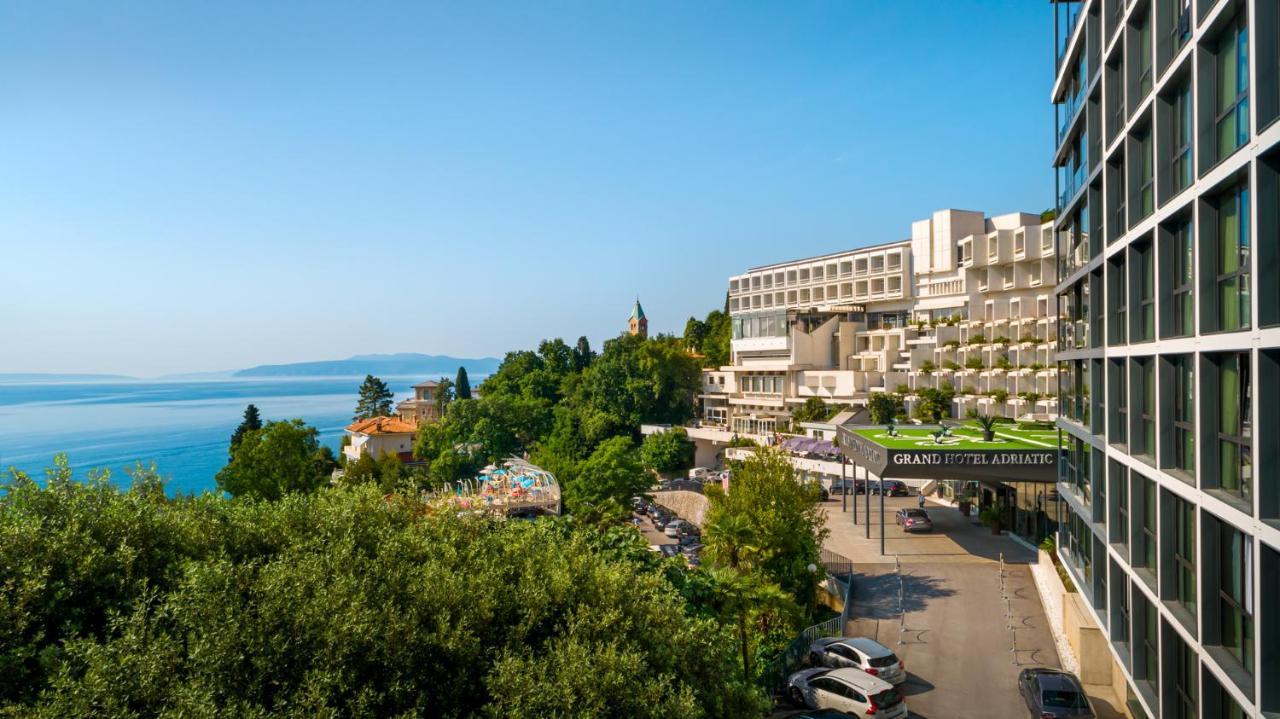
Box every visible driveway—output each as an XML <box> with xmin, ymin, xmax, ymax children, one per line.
<box><xmin>822</xmin><ymin>497</ymin><xmax>1062</xmax><ymax>719</ymax></box>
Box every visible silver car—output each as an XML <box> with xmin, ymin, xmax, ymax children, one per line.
<box><xmin>787</xmin><ymin>667</ymin><xmax>907</xmax><ymax>718</ymax></box>
<box><xmin>808</xmin><ymin>637</ymin><xmax>907</xmax><ymax>685</ymax></box>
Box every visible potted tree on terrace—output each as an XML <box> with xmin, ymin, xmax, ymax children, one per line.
<box><xmin>967</xmin><ymin>408</ymin><xmax>998</xmax><ymax>442</ymax></box>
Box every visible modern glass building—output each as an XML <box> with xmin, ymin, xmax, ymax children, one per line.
<box><xmin>1052</xmin><ymin>1</ymin><xmax>1280</xmax><ymax>717</ymax></box>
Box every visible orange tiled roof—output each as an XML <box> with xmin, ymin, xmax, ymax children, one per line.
<box><xmin>346</xmin><ymin>416</ymin><xmax>418</xmax><ymax>435</ymax></box>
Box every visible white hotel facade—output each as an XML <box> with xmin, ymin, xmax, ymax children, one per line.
<box><xmin>698</xmin><ymin>208</ymin><xmax>1061</xmax><ymax>439</ymax></box>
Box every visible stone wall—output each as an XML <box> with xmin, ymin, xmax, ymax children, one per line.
<box><xmin>651</xmin><ymin>490</ymin><xmax>709</xmax><ymax>526</ymax></box>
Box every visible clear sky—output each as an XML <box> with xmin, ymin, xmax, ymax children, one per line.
<box><xmin>0</xmin><ymin>1</ymin><xmax>1052</xmax><ymax>377</ymax></box>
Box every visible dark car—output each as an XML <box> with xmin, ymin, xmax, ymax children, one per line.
<box><xmin>895</xmin><ymin>508</ymin><xmax>933</xmax><ymax>532</ymax></box>
<box><xmin>658</xmin><ymin>544</ymin><xmax>681</xmax><ymax>558</ymax></box>
<box><xmin>1017</xmin><ymin>668</ymin><xmax>1095</xmax><ymax>718</ymax></box>
<box><xmin>828</xmin><ymin>479</ymin><xmax>855</xmax><ymax>495</ymax></box>
<box><xmin>872</xmin><ymin>480</ymin><xmax>910</xmax><ymax>497</ymax></box>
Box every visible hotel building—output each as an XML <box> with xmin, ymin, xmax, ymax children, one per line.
<box><xmin>1051</xmin><ymin>1</ymin><xmax>1280</xmax><ymax>717</ymax></box>
<box><xmin>701</xmin><ymin>207</ymin><xmax>1060</xmax><ymax>438</ymax></box>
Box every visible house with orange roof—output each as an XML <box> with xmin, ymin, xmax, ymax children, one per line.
<box><xmin>343</xmin><ymin>416</ymin><xmax>418</xmax><ymax>463</ymax></box>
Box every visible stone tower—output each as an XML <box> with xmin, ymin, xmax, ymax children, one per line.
<box><xmin>628</xmin><ymin>298</ymin><xmax>648</xmax><ymax>338</ymax></box>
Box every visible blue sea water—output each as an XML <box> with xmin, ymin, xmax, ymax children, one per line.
<box><xmin>0</xmin><ymin>377</ymin><xmax>432</xmax><ymax>495</ymax></box>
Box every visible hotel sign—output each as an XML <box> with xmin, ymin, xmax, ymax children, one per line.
<box><xmin>835</xmin><ymin>426</ymin><xmax>1059</xmax><ymax>483</ymax></box>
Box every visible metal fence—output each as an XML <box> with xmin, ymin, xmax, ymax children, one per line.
<box><xmin>759</xmin><ymin>548</ymin><xmax>857</xmax><ymax>698</ymax></box>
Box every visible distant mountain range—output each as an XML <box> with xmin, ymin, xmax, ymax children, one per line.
<box><xmin>232</xmin><ymin>353</ymin><xmax>501</xmax><ymax>378</ymax></box>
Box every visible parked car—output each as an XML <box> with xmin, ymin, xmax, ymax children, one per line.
<box><xmin>653</xmin><ymin>513</ymin><xmax>672</xmax><ymax>530</ymax></box>
<box><xmin>664</xmin><ymin>519</ymin><xmax>687</xmax><ymax>538</ymax></box>
<box><xmin>1017</xmin><ymin>668</ymin><xmax>1095</xmax><ymax>718</ymax></box>
<box><xmin>788</xmin><ymin>711</ymin><xmax>855</xmax><ymax>719</ymax></box>
<box><xmin>688</xmin><ymin>467</ymin><xmax>710</xmax><ymax>480</ymax></box>
<box><xmin>808</xmin><ymin>637</ymin><xmax>907</xmax><ymax>686</ymax></box>
<box><xmin>658</xmin><ymin>544</ymin><xmax>681</xmax><ymax>558</ymax></box>
<box><xmin>829</xmin><ymin>479</ymin><xmax>861</xmax><ymax>495</ymax></box>
<box><xmin>802</xmin><ymin>480</ymin><xmax>830</xmax><ymax>502</ymax></box>
<box><xmin>895</xmin><ymin>508</ymin><xmax>933</xmax><ymax>532</ymax></box>
<box><xmin>871</xmin><ymin>480</ymin><xmax>909</xmax><ymax>497</ymax></box>
<box><xmin>786</xmin><ymin>667</ymin><xmax>907</xmax><ymax>718</ymax></box>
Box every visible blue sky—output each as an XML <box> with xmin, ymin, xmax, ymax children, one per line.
<box><xmin>0</xmin><ymin>1</ymin><xmax>1052</xmax><ymax>377</ymax></box>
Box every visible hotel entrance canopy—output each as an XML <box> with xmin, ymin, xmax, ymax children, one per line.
<box><xmin>835</xmin><ymin>423</ymin><xmax>1060</xmax><ymax>483</ymax></box>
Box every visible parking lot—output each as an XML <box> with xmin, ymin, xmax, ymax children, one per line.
<box><xmin>821</xmin><ymin>497</ymin><xmax>1069</xmax><ymax>719</ymax></box>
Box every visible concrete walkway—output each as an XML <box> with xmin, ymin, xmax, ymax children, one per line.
<box><xmin>822</xmin><ymin>495</ymin><xmax>1036</xmax><ymax>566</ymax></box>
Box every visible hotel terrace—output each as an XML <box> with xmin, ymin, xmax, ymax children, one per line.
<box><xmin>697</xmin><ymin>208</ymin><xmax>1061</xmax><ymax>443</ymax></box>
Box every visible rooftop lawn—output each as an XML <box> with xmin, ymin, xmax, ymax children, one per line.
<box><xmin>852</xmin><ymin>421</ymin><xmax>1062</xmax><ymax>451</ymax></box>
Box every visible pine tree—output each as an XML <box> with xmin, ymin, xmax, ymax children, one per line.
<box><xmin>230</xmin><ymin>404</ymin><xmax>263</xmax><ymax>451</ymax></box>
<box><xmin>455</xmin><ymin>366</ymin><xmax>472</xmax><ymax>400</ymax></box>
<box><xmin>353</xmin><ymin>375</ymin><xmax>395</xmax><ymax>420</ymax></box>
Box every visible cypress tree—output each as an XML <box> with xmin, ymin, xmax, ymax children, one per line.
<box><xmin>455</xmin><ymin>366</ymin><xmax>472</xmax><ymax>400</ymax></box>
<box><xmin>230</xmin><ymin>404</ymin><xmax>263</xmax><ymax>451</ymax></box>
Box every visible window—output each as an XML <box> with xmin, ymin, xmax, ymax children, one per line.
<box><xmin>1217</xmin><ymin>182</ymin><xmax>1251</xmax><ymax>331</ymax></box>
<box><xmin>1137</xmin><ymin>358</ymin><xmax>1155</xmax><ymax>457</ymax></box>
<box><xmin>1138</xmin><ymin>475</ymin><xmax>1157</xmax><ymax>575</ymax></box>
<box><xmin>1137</xmin><ymin>242</ymin><xmax>1155</xmax><ymax>341</ymax></box>
<box><xmin>1216</xmin><ymin>523</ymin><xmax>1254</xmax><ymax>673</ymax></box>
<box><xmin>1111</xmin><ymin>359</ymin><xmax>1129</xmax><ymax>445</ymax></box>
<box><xmin>1217</xmin><ymin>353</ymin><xmax>1252</xmax><ymax>500</ymax></box>
<box><xmin>1139</xmin><ymin>593</ymin><xmax>1160</xmax><ymax>686</ymax></box>
<box><xmin>1137</xmin><ymin>127</ymin><xmax>1154</xmax><ymax>218</ymax></box>
<box><xmin>1171</xmin><ymin>81</ymin><xmax>1193</xmax><ymax>195</ymax></box>
<box><xmin>1116</xmin><ymin>468</ymin><xmax>1130</xmax><ymax>547</ymax></box>
<box><xmin>1170</xmin><ymin>629</ymin><xmax>1197</xmax><ymax>719</ymax></box>
<box><xmin>1172</xmin><ymin>355</ymin><xmax>1195</xmax><ymax>474</ymax></box>
<box><xmin>1216</xmin><ymin>15</ymin><xmax>1249</xmax><ymax>160</ymax></box>
<box><xmin>1171</xmin><ymin>495</ymin><xmax>1196</xmax><ymax>615</ymax></box>
<box><xmin>1137</xmin><ymin>12</ymin><xmax>1153</xmax><ymax>99</ymax></box>
<box><xmin>1172</xmin><ymin>221</ymin><xmax>1194</xmax><ymax>336</ymax></box>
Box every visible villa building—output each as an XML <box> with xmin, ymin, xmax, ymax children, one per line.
<box><xmin>342</xmin><ymin>416</ymin><xmax>418</xmax><ymax>463</ymax></box>
<box><xmin>1051</xmin><ymin>1</ymin><xmax>1280</xmax><ymax>717</ymax></box>
<box><xmin>699</xmin><ymin>207</ymin><xmax>1060</xmax><ymax>439</ymax></box>
<box><xmin>395</xmin><ymin>380</ymin><xmax>442</xmax><ymax>425</ymax></box>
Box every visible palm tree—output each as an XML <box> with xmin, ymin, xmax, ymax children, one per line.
<box><xmin>708</xmin><ymin>567</ymin><xmax>797</xmax><ymax>683</ymax></box>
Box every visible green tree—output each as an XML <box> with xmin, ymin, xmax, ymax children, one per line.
<box><xmin>354</xmin><ymin>374</ymin><xmax>395</xmax><ymax>420</ymax></box>
<box><xmin>640</xmin><ymin>427</ymin><xmax>696</xmax><ymax>478</ymax></box>
<box><xmin>914</xmin><ymin>385</ymin><xmax>956</xmax><ymax>423</ymax></box>
<box><xmin>789</xmin><ymin>396</ymin><xmax>829</xmax><ymax>425</ymax></box>
<box><xmin>867</xmin><ymin>392</ymin><xmax>903</xmax><ymax>424</ymax></box>
<box><xmin>572</xmin><ymin>335</ymin><xmax>596</xmax><ymax>371</ymax></box>
<box><xmin>683</xmin><ymin>316</ymin><xmax>708</xmax><ymax>352</ymax></box>
<box><xmin>0</xmin><ymin>476</ymin><xmax>768</xmax><ymax>717</ymax></box>
<box><xmin>228</xmin><ymin>403</ymin><xmax>262</xmax><ymax>450</ymax></box>
<box><xmin>434</xmin><ymin>376</ymin><xmax>454</xmax><ymax>417</ymax></box>
<box><xmin>703</xmin><ymin>448</ymin><xmax>827</xmax><ymax>611</ymax></box>
<box><xmin>565</xmin><ymin>436</ymin><xmax>646</xmax><ymax>521</ymax></box>
<box><xmin>455</xmin><ymin>366</ymin><xmax>472</xmax><ymax>400</ymax></box>
<box><xmin>215</xmin><ymin>419</ymin><xmax>334</xmax><ymax>500</ymax></box>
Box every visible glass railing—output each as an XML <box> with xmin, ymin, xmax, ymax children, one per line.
<box><xmin>1057</xmin><ymin>161</ymin><xmax>1088</xmax><ymax>210</ymax></box>
<box><xmin>1055</xmin><ymin>1</ymin><xmax>1086</xmax><ymax>64</ymax></box>
<box><xmin>1057</xmin><ymin>85</ymin><xmax>1087</xmax><ymax>145</ymax></box>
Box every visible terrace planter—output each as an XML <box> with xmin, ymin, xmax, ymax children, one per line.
<box><xmin>982</xmin><ymin>429</ymin><xmax>994</xmax><ymax>442</ymax></box>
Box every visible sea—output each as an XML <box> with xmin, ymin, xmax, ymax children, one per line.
<box><xmin>0</xmin><ymin>376</ymin><xmax>434</xmax><ymax>495</ymax></box>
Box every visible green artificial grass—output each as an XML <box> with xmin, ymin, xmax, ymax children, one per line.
<box><xmin>852</xmin><ymin>422</ymin><xmax>1062</xmax><ymax>451</ymax></box>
